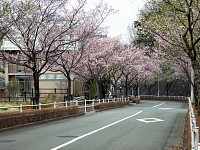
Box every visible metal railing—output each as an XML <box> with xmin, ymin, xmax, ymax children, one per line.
<box><xmin>188</xmin><ymin>98</ymin><xmax>200</xmax><ymax>150</ymax></box>
<box><xmin>140</xmin><ymin>95</ymin><xmax>187</xmax><ymax>99</ymax></box>
<box><xmin>0</xmin><ymin>97</ymin><xmax>130</xmax><ymax>113</ymax></box>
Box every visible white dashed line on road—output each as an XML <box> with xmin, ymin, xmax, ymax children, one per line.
<box><xmin>152</xmin><ymin>102</ymin><xmax>165</xmax><ymax>108</ymax></box>
<box><xmin>50</xmin><ymin>111</ymin><xmax>143</xmax><ymax>150</ymax></box>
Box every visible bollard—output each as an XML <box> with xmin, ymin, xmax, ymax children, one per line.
<box><xmin>195</xmin><ymin>127</ymin><xmax>199</xmax><ymax>149</ymax></box>
<box><xmin>191</xmin><ymin>129</ymin><xmax>195</xmax><ymax>149</ymax></box>
<box><xmin>76</xmin><ymin>100</ymin><xmax>78</xmax><ymax>106</ymax></box>
<box><xmin>194</xmin><ymin>118</ymin><xmax>197</xmax><ymax>129</ymax></box>
<box><xmin>65</xmin><ymin>101</ymin><xmax>68</xmax><ymax>107</ymax></box>
<box><xmin>198</xmin><ymin>143</ymin><xmax>200</xmax><ymax>150</ymax></box>
<box><xmin>39</xmin><ymin>103</ymin><xmax>41</xmax><ymax>110</ymax></box>
<box><xmin>113</xmin><ymin>98</ymin><xmax>115</xmax><ymax>102</ymax></box>
<box><xmin>20</xmin><ymin>104</ymin><xmax>23</xmax><ymax>113</ymax></box>
<box><xmin>103</xmin><ymin>99</ymin><xmax>105</xmax><ymax>103</ymax></box>
<box><xmin>99</xmin><ymin>99</ymin><xmax>100</xmax><ymax>103</ymax></box>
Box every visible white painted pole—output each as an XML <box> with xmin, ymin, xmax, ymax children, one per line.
<box><xmin>198</xmin><ymin>143</ymin><xmax>200</xmax><ymax>150</ymax></box>
<box><xmin>39</xmin><ymin>103</ymin><xmax>41</xmax><ymax>110</ymax></box>
<box><xmin>195</xmin><ymin>127</ymin><xmax>199</xmax><ymax>149</ymax></box>
<box><xmin>194</xmin><ymin>118</ymin><xmax>197</xmax><ymax>129</ymax></box>
<box><xmin>65</xmin><ymin>101</ymin><xmax>68</xmax><ymax>107</ymax></box>
<box><xmin>20</xmin><ymin>104</ymin><xmax>22</xmax><ymax>113</ymax></box>
<box><xmin>192</xmin><ymin>129</ymin><xmax>195</xmax><ymax>150</ymax></box>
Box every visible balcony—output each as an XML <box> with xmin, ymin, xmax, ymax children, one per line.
<box><xmin>8</xmin><ymin>64</ymin><xmax>32</xmax><ymax>75</ymax></box>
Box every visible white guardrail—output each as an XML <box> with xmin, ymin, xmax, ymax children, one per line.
<box><xmin>140</xmin><ymin>95</ymin><xmax>186</xmax><ymax>99</ymax></box>
<box><xmin>0</xmin><ymin>97</ymin><xmax>129</xmax><ymax>113</ymax></box>
<box><xmin>189</xmin><ymin>98</ymin><xmax>200</xmax><ymax>150</ymax></box>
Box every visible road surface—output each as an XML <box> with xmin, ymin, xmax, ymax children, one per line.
<box><xmin>0</xmin><ymin>100</ymin><xmax>187</xmax><ymax>150</ymax></box>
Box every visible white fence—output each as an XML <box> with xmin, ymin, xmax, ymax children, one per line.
<box><xmin>0</xmin><ymin>97</ymin><xmax>129</xmax><ymax>113</ymax></box>
<box><xmin>140</xmin><ymin>95</ymin><xmax>187</xmax><ymax>99</ymax></box>
<box><xmin>189</xmin><ymin>98</ymin><xmax>200</xmax><ymax>150</ymax></box>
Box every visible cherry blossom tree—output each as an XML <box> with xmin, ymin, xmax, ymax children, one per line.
<box><xmin>138</xmin><ymin>0</ymin><xmax>200</xmax><ymax>107</ymax></box>
<box><xmin>0</xmin><ymin>1</ymin><xmax>10</xmax><ymax>42</ymax></box>
<box><xmin>77</xmin><ymin>37</ymin><xmax>118</xmax><ymax>99</ymax></box>
<box><xmin>118</xmin><ymin>45</ymin><xmax>158</xmax><ymax>97</ymax></box>
<box><xmin>0</xmin><ymin>0</ymin><xmax>115</xmax><ymax>104</ymax></box>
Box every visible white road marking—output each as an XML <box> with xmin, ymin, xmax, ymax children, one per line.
<box><xmin>159</xmin><ymin>108</ymin><xmax>174</xmax><ymax>110</ymax></box>
<box><xmin>50</xmin><ymin>111</ymin><xmax>143</xmax><ymax>150</ymax></box>
<box><xmin>137</xmin><ymin>118</ymin><xmax>164</xmax><ymax>123</ymax></box>
<box><xmin>152</xmin><ymin>102</ymin><xmax>165</xmax><ymax>108</ymax></box>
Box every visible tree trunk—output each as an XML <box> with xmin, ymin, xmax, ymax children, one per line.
<box><xmin>148</xmin><ymin>88</ymin><xmax>151</xmax><ymax>95</ymax></box>
<box><xmin>189</xmin><ymin>60</ymin><xmax>200</xmax><ymax>115</ymax></box>
<box><xmin>66</xmin><ymin>73</ymin><xmax>72</xmax><ymax>101</ymax></box>
<box><xmin>125</xmin><ymin>75</ymin><xmax>128</xmax><ymax>97</ymax></box>
<box><xmin>96</xmin><ymin>80</ymin><xmax>100</xmax><ymax>99</ymax></box>
<box><xmin>33</xmin><ymin>71</ymin><xmax>40</xmax><ymax>106</ymax></box>
<box><xmin>166</xmin><ymin>84</ymin><xmax>169</xmax><ymax>96</ymax></box>
<box><xmin>166</xmin><ymin>81</ymin><xmax>173</xmax><ymax>96</ymax></box>
<box><xmin>193</xmin><ymin>64</ymin><xmax>200</xmax><ymax>115</ymax></box>
<box><xmin>135</xmin><ymin>84</ymin><xmax>139</xmax><ymax>96</ymax></box>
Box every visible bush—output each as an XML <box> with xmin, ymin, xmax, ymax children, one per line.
<box><xmin>0</xmin><ymin>106</ymin><xmax>84</xmax><ymax>130</ymax></box>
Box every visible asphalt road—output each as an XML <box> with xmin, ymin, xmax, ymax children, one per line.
<box><xmin>0</xmin><ymin>100</ymin><xmax>187</xmax><ymax>150</ymax></box>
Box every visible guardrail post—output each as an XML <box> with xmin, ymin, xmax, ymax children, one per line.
<box><xmin>195</xmin><ymin>127</ymin><xmax>199</xmax><ymax>149</ymax></box>
<box><xmin>84</xmin><ymin>99</ymin><xmax>87</xmax><ymax>113</ymax></box>
<box><xmin>194</xmin><ymin>118</ymin><xmax>197</xmax><ymax>128</ymax></box>
<box><xmin>20</xmin><ymin>104</ymin><xmax>22</xmax><ymax>113</ymax></box>
<box><xmin>54</xmin><ymin>101</ymin><xmax>56</xmax><ymax>109</ymax></box>
<box><xmin>65</xmin><ymin>101</ymin><xmax>68</xmax><ymax>107</ymax></box>
<box><xmin>198</xmin><ymin>143</ymin><xmax>200</xmax><ymax>150</ymax></box>
<box><xmin>39</xmin><ymin>103</ymin><xmax>41</xmax><ymax>110</ymax></box>
<box><xmin>191</xmin><ymin>124</ymin><xmax>195</xmax><ymax>149</ymax></box>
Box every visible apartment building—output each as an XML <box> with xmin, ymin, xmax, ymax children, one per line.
<box><xmin>0</xmin><ymin>39</ymin><xmax>84</xmax><ymax>99</ymax></box>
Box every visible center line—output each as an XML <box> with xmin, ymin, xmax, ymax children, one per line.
<box><xmin>152</xmin><ymin>102</ymin><xmax>165</xmax><ymax>108</ymax></box>
<box><xmin>50</xmin><ymin>111</ymin><xmax>143</xmax><ymax>150</ymax></box>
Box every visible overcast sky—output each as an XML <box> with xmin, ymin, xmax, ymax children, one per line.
<box><xmin>87</xmin><ymin>0</ymin><xmax>145</xmax><ymax>42</ymax></box>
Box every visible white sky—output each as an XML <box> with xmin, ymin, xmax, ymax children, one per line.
<box><xmin>87</xmin><ymin>0</ymin><xmax>146</xmax><ymax>42</ymax></box>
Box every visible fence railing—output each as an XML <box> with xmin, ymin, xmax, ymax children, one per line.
<box><xmin>0</xmin><ymin>97</ymin><xmax>130</xmax><ymax>113</ymax></box>
<box><xmin>188</xmin><ymin>98</ymin><xmax>200</xmax><ymax>150</ymax></box>
<box><xmin>140</xmin><ymin>95</ymin><xmax>187</xmax><ymax>99</ymax></box>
